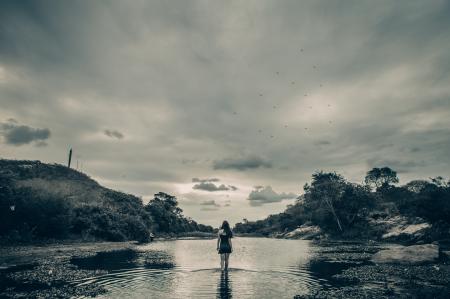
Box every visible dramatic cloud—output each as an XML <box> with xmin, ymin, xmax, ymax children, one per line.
<box><xmin>104</xmin><ymin>129</ymin><xmax>124</xmax><ymax>140</ymax></box>
<box><xmin>192</xmin><ymin>177</ymin><xmax>238</xmax><ymax>192</ymax></box>
<box><xmin>1</xmin><ymin>1</ymin><xmax>449</xmax><ymax>225</ymax></box>
<box><xmin>247</xmin><ymin>186</ymin><xmax>297</xmax><ymax>206</ymax></box>
<box><xmin>193</xmin><ymin>182</ymin><xmax>230</xmax><ymax>192</ymax></box>
<box><xmin>213</xmin><ymin>156</ymin><xmax>272</xmax><ymax>171</ymax></box>
<box><xmin>192</xmin><ymin>178</ymin><xmax>220</xmax><ymax>183</ymax></box>
<box><xmin>1</xmin><ymin>121</ymin><xmax>50</xmax><ymax>146</ymax></box>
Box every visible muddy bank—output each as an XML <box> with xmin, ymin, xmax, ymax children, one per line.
<box><xmin>0</xmin><ymin>241</ymin><xmax>137</xmax><ymax>298</ymax></box>
<box><xmin>300</xmin><ymin>241</ymin><xmax>450</xmax><ymax>299</ymax></box>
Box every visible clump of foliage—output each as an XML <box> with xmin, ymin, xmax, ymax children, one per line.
<box><xmin>302</xmin><ymin>171</ymin><xmax>375</xmax><ymax>235</ymax></box>
<box><xmin>364</xmin><ymin>167</ymin><xmax>399</xmax><ymax>191</ymax></box>
<box><xmin>144</xmin><ymin>192</ymin><xmax>214</xmax><ymax>234</ymax></box>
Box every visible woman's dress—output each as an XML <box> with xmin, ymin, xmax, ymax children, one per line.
<box><xmin>218</xmin><ymin>233</ymin><xmax>232</xmax><ymax>254</ymax></box>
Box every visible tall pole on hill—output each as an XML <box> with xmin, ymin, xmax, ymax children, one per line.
<box><xmin>68</xmin><ymin>148</ymin><xmax>72</xmax><ymax>168</ymax></box>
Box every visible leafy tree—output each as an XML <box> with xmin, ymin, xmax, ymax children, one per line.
<box><xmin>430</xmin><ymin>176</ymin><xmax>449</xmax><ymax>187</ymax></box>
<box><xmin>404</xmin><ymin>180</ymin><xmax>432</xmax><ymax>193</ymax></box>
<box><xmin>364</xmin><ymin>167</ymin><xmax>399</xmax><ymax>190</ymax></box>
<box><xmin>305</xmin><ymin>171</ymin><xmax>347</xmax><ymax>232</ymax></box>
<box><xmin>395</xmin><ymin>178</ymin><xmax>450</xmax><ymax>225</ymax></box>
<box><xmin>144</xmin><ymin>192</ymin><xmax>213</xmax><ymax>234</ymax></box>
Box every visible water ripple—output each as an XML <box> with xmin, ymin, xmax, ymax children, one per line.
<box><xmin>71</xmin><ymin>238</ymin><xmax>326</xmax><ymax>298</ymax></box>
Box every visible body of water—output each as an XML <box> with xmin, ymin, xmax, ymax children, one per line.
<box><xmin>71</xmin><ymin>238</ymin><xmax>329</xmax><ymax>298</ymax></box>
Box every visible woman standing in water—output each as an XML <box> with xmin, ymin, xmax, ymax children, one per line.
<box><xmin>217</xmin><ymin>220</ymin><xmax>233</xmax><ymax>271</ymax></box>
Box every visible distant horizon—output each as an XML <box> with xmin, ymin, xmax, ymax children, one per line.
<box><xmin>0</xmin><ymin>155</ymin><xmax>445</xmax><ymax>227</ymax></box>
<box><xmin>1</xmin><ymin>1</ymin><xmax>449</xmax><ymax>227</ymax></box>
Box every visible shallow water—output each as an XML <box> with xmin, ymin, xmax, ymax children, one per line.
<box><xmin>71</xmin><ymin>238</ymin><xmax>330</xmax><ymax>298</ymax></box>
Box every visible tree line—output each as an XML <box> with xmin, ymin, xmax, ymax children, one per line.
<box><xmin>234</xmin><ymin>167</ymin><xmax>450</xmax><ymax>240</ymax></box>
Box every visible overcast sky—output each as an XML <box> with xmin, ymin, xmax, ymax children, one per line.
<box><xmin>1</xmin><ymin>1</ymin><xmax>450</xmax><ymax>226</ymax></box>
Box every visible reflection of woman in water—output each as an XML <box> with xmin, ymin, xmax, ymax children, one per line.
<box><xmin>217</xmin><ymin>220</ymin><xmax>233</xmax><ymax>271</ymax></box>
<box><xmin>217</xmin><ymin>270</ymin><xmax>232</xmax><ymax>299</ymax></box>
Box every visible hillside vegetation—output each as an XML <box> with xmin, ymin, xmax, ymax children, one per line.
<box><xmin>234</xmin><ymin>168</ymin><xmax>450</xmax><ymax>243</ymax></box>
<box><xmin>0</xmin><ymin>159</ymin><xmax>213</xmax><ymax>243</ymax></box>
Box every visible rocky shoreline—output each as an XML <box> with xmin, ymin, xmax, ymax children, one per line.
<box><xmin>297</xmin><ymin>241</ymin><xmax>450</xmax><ymax>299</ymax></box>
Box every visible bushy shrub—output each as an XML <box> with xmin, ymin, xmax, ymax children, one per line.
<box><xmin>1</xmin><ymin>186</ymin><xmax>72</xmax><ymax>240</ymax></box>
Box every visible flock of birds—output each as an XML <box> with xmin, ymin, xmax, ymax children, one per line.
<box><xmin>231</xmin><ymin>48</ymin><xmax>334</xmax><ymax>141</ymax></box>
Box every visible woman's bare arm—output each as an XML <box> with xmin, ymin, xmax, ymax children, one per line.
<box><xmin>229</xmin><ymin>238</ymin><xmax>232</xmax><ymax>251</ymax></box>
<box><xmin>217</xmin><ymin>236</ymin><xmax>220</xmax><ymax>251</ymax></box>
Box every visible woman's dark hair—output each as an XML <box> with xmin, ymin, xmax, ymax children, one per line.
<box><xmin>220</xmin><ymin>220</ymin><xmax>233</xmax><ymax>237</ymax></box>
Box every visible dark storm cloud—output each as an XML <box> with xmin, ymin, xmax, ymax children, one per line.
<box><xmin>192</xmin><ymin>177</ymin><xmax>220</xmax><ymax>183</ymax></box>
<box><xmin>1</xmin><ymin>121</ymin><xmax>50</xmax><ymax>146</ymax></box>
<box><xmin>192</xmin><ymin>177</ymin><xmax>238</xmax><ymax>192</ymax></box>
<box><xmin>104</xmin><ymin>129</ymin><xmax>124</xmax><ymax>139</ymax></box>
<box><xmin>247</xmin><ymin>186</ymin><xmax>297</xmax><ymax>206</ymax></box>
<box><xmin>213</xmin><ymin>156</ymin><xmax>272</xmax><ymax>171</ymax></box>
<box><xmin>193</xmin><ymin>182</ymin><xmax>230</xmax><ymax>192</ymax></box>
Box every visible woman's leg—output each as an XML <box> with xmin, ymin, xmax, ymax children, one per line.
<box><xmin>224</xmin><ymin>253</ymin><xmax>230</xmax><ymax>270</ymax></box>
<box><xmin>220</xmin><ymin>254</ymin><xmax>225</xmax><ymax>270</ymax></box>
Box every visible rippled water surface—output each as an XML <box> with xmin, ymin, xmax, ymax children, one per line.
<box><xmin>71</xmin><ymin>238</ymin><xmax>328</xmax><ymax>298</ymax></box>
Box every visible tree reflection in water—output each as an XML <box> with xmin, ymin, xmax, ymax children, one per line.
<box><xmin>217</xmin><ymin>271</ymin><xmax>232</xmax><ymax>299</ymax></box>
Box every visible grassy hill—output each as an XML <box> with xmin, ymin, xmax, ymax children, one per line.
<box><xmin>0</xmin><ymin>159</ymin><xmax>213</xmax><ymax>244</ymax></box>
